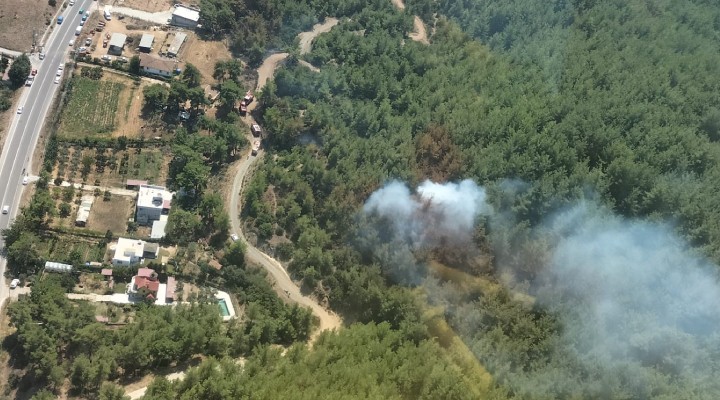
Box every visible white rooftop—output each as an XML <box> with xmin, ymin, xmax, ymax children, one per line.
<box><xmin>76</xmin><ymin>195</ymin><xmax>94</xmax><ymax>223</ymax></box>
<box><xmin>113</xmin><ymin>238</ymin><xmax>145</xmax><ymax>264</ymax></box>
<box><xmin>151</xmin><ymin>215</ymin><xmax>169</xmax><ymax>239</ymax></box>
<box><xmin>137</xmin><ymin>185</ymin><xmax>172</xmax><ymax>210</ymax></box>
<box><xmin>167</xmin><ymin>32</ymin><xmax>187</xmax><ymax>56</ymax></box>
<box><xmin>172</xmin><ymin>6</ymin><xmax>200</xmax><ymax>22</ymax></box>
<box><xmin>139</xmin><ymin>33</ymin><xmax>154</xmax><ymax>49</ymax></box>
<box><xmin>109</xmin><ymin>33</ymin><xmax>127</xmax><ymax>49</ymax></box>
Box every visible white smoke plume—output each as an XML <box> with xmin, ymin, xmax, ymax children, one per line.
<box><xmin>362</xmin><ymin>179</ymin><xmax>491</xmax><ymax>247</ymax></box>
<box><xmin>361</xmin><ymin>179</ymin><xmax>720</xmax><ymax>397</ymax></box>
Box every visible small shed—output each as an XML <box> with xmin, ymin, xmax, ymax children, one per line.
<box><xmin>170</xmin><ymin>6</ymin><xmax>200</xmax><ymax>28</ymax></box>
<box><xmin>139</xmin><ymin>34</ymin><xmax>154</xmax><ymax>53</ymax></box>
<box><xmin>165</xmin><ymin>277</ymin><xmax>177</xmax><ymax>302</ymax></box>
<box><xmin>167</xmin><ymin>32</ymin><xmax>187</xmax><ymax>57</ymax></box>
<box><xmin>126</xmin><ymin>179</ymin><xmax>148</xmax><ymax>190</ymax></box>
<box><xmin>75</xmin><ymin>195</ymin><xmax>94</xmax><ymax>227</ymax></box>
<box><xmin>108</xmin><ymin>33</ymin><xmax>127</xmax><ymax>56</ymax></box>
<box><xmin>101</xmin><ymin>268</ymin><xmax>113</xmax><ymax>279</ymax></box>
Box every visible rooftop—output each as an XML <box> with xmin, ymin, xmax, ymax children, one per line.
<box><xmin>113</xmin><ymin>238</ymin><xmax>145</xmax><ymax>263</ymax></box>
<box><xmin>109</xmin><ymin>33</ymin><xmax>127</xmax><ymax>49</ymax></box>
<box><xmin>151</xmin><ymin>217</ymin><xmax>168</xmax><ymax>239</ymax></box>
<box><xmin>76</xmin><ymin>195</ymin><xmax>94</xmax><ymax>223</ymax></box>
<box><xmin>101</xmin><ymin>268</ymin><xmax>113</xmax><ymax>276</ymax></box>
<box><xmin>139</xmin><ymin>33</ymin><xmax>154</xmax><ymax>49</ymax></box>
<box><xmin>138</xmin><ymin>53</ymin><xmax>178</xmax><ymax>73</ymax></box>
<box><xmin>135</xmin><ymin>276</ymin><xmax>160</xmax><ymax>292</ymax></box>
<box><xmin>172</xmin><ymin>6</ymin><xmax>200</xmax><ymax>22</ymax></box>
<box><xmin>137</xmin><ymin>267</ymin><xmax>155</xmax><ymax>278</ymax></box>
<box><xmin>167</xmin><ymin>32</ymin><xmax>187</xmax><ymax>56</ymax></box>
<box><xmin>127</xmin><ymin>179</ymin><xmax>148</xmax><ymax>187</ymax></box>
<box><xmin>166</xmin><ymin>277</ymin><xmax>177</xmax><ymax>300</ymax></box>
<box><xmin>137</xmin><ymin>184</ymin><xmax>173</xmax><ymax>209</ymax></box>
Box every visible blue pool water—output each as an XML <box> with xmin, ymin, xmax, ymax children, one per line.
<box><xmin>218</xmin><ymin>299</ymin><xmax>230</xmax><ymax>317</ymax></box>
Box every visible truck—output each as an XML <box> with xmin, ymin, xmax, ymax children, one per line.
<box><xmin>251</xmin><ymin>123</ymin><xmax>262</xmax><ymax>137</ymax></box>
<box><xmin>75</xmin><ymin>26</ymin><xmax>82</xmax><ymax>36</ymax></box>
<box><xmin>57</xmin><ymin>15</ymin><xmax>64</xmax><ymax>24</ymax></box>
<box><xmin>251</xmin><ymin>140</ymin><xmax>261</xmax><ymax>156</ymax></box>
<box><xmin>243</xmin><ymin>90</ymin><xmax>254</xmax><ymax>104</ymax></box>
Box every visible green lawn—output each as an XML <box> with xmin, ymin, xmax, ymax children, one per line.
<box><xmin>37</xmin><ymin>235</ymin><xmax>106</xmax><ymax>264</ymax></box>
<box><xmin>58</xmin><ymin>77</ymin><xmax>124</xmax><ymax>139</ymax></box>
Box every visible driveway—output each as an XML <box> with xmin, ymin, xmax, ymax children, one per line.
<box><xmin>105</xmin><ymin>5</ymin><xmax>173</xmax><ymax>25</ymax></box>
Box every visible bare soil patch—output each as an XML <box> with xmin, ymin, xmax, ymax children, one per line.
<box><xmin>86</xmin><ymin>193</ymin><xmax>134</xmax><ymax>234</ymax></box>
<box><xmin>0</xmin><ymin>0</ymin><xmax>55</xmax><ymax>51</ymax></box>
<box><xmin>298</xmin><ymin>18</ymin><xmax>339</xmax><ymax>55</ymax></box>
<box><xmin>182</xmin><ymin>34</ymin><xmax>232</xmax><ymax>86</ymax></box>
<box><xmin>113</xmin><ymin>0</ymin><xmax>173</xmax><ymax>13</ymax></box>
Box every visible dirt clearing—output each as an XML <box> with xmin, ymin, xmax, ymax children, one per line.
<box><xmin>0</xmin><ymin>0</ymin><xmax>55</xmax><ymax>51</ymax></box>
<box><xmin>113</xmin><ymin>0</ymin><xmax>172</xmax><ymax>13</ymax></box>
<box><xmin>298</xmin><ymin>18</ymin><xmax>339</xmax><ymax>55</ymax></box>
<box><xmin>86</xmin><ymin>193</ymin><xmax>134</xmax><ymax>234</ymax></box>
<box><xmin>182</xmin><ymin>35</ymin><xmax>232</xmax><ymax>85</ymax></box>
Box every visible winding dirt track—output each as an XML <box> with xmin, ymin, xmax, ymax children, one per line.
<box><xmin>391</xmin><ymin>0</ymin><xmax>429</xmax><ymax>44</ymax></box>
<box><xmin>227</xmin><ymin>20</ymin><xmax>343</xmax><ymax>338</ymax></box>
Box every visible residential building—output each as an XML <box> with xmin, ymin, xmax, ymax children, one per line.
<box><xmin>166</xmin><ymin>276</ymin><xmax>177</xmax><ymax>302</ymax></box>
<box><xmin>126</xmin><ymin>179</ymin><xmax>148</xmax><ymax>190</ymax></box>
<box><xmin>128</xmin><ymin>268</ymin><xmax>160</xmax><ymax>300</ymax></box>
<box><xmin>166</xmin><ymin>32</ymin><xmax>187</xmax><ymax>57</ymax></box>
<box><xmin>139</xmin><ymin>33</ymin><xmax>154</xmax><ymax>52</ymax></box>
<box><xmin>75</xmin><ymin>195</ymin><xmax>94</xmax><ymax>226</ymax></box>
<box><xmin>170</xmin><ymin>6</ymin><xmax>199</xmax><ymax>28</ymax></box>
<box><xmin>112</xmin><ymin>237</ymin><xmax>157</xmax><ymax>266</ymax></box>
<box><xmin>136</xmin><ymin>184</ymin><xmax>172</xmax><ymax>225</ymax></box>
<box><xmin>150</xmin><ymin>215</ymin><xmax>169</xmax><ymax>239</ymax></box>
<box><xmin>108</xmin><ymin>33</ymin><xmax>127</xmax><ymax>56</ymax></box>
<box><xmin>138</xmin><ymin>54</ymin><xmax>178</xmax><ymax>77</ymax></box>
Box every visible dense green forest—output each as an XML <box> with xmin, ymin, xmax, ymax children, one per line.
<box><xmin>237</xmin><ymin>0</ymin><xmax>720</xmax><ymax>398</ymax></box>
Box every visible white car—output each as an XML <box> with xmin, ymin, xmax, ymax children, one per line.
<box><xmin>2</xmin><ymin>205</ymin><xmax>9</xmax><ymax>214</ymax></box>
<box><xmin>69</xmin><ymin>39</ymin><xmax>75</xmax><ymax>46</ymax></box>
<box><xmin>22</xmin><ymin>176</ymin><xmax>28</xmax><ymax>185</ymax></box>
<box><xmin>54</xmin><ymin>76</ymin><xmax>60</xmax><ymax>84</ymax></box>
<box><xmin>39</xmin><ymin>53</ymin><xmax>45</xmax><ymax>60</ymax></box>
<box><xmin>230</xmin><ymin>233</ymin><xmax>239</xmax><ymax>242</ymax></box>
<box><xmin>10</xmin><ymin>279</ymin><xmax>20</xmax><ymax>289</ymax></box>
<box><xmin>69</xmin><ymin>0</ymin><xmax>75</xmax><ymax>5</ymax></box>
<box><xmin>80</xmin><ymin>20</ymin><xmax>85</xmax><ymax>26</ymax></box>
<box><xmin>16</xmin><ymin>106</ymin><xmax>23</xmax><ymax>114</ymax></box>
<box><xmin>58</xmin><ymin>63</ymin><xmax>64</xmax><ymax>70</ymax></box>
<box><xmin>56</xmin><ymin>69</ymin><xmax>62</xmax><ymax>76</ymax></box>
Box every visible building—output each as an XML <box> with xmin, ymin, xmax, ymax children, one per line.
<box><xmin>45</xmin><ymin>261</ymin><xmax>73</xmax><ymax>273</ymax></box>
<box><xmin>136</xmin><ymin>184</ymin><xmax>173</xmax><ymax>225</ymax></box>
<box><xmin>165</xmin><ymin>276</ymin><xmax>177</xmax><ymax>302</ymax></box>
<box><xmin>139</xmin><ymin>33</ymin><xmax>154</xmax><ymax>52</ymax></box>
<box><xmin>166</xmin><ymin>32</ymin><xmax>187</xmax><ymax>57</ymax></box>
<box><xmin>112</xmin><ymin>238</ymin><xmax>157</xmax><ymax>266</ymax></box>
<box><xmin>128</xmin><ymin>268</ymin><xmax>160</xmax><ymax>300</ymax></box>
<box><xmin>170</xmin><ymin>6</ymin><xmax>199</xmax><ymax>28</ymax></box>
<box><xmin>108</xmin><ymin>33</ymin><xmax>127</xmax><ymax>56</ymax></box>
<box><xmin>150</xmin><ymin>215</ymin><xmax>169</xmax><ymax>239</ymax></box>
<box><xmin>126</xmin><ymin>179</ymin><xmax>148</xmax><ymax>190</ymax></box>
<box><xmin>138</xmin><ymin>54</ymin><xmax>178</xmax><ymax>77</ymax></box>
<box><xmin>75</xmin><ymin>195</ymin><xmax>94</xmax><ymax>227</ymax></box>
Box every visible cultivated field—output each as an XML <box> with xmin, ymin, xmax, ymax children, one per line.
<box><xmin>58</xmin><ymin>77</ymin><xmax>124</xmax><ymax>138</ymax></box>
<box><xmin>53</xmin><ymin>144</ymin><xmax>171</xmax><ymax>186</ymax></box>
<box><xmin>36</xmin><ymin>233</ymin><xmax>107</xmax><ymax>264</ymax></box>
<box><xmin>0</xmin><ymin>0</ymin><xmax>54</xmax><ymax>51</ymax></box>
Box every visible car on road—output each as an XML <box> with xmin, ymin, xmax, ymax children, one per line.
<box><xmin>69</xmin><ymin>0</ymin><xmax>75</xmax><ymax>5</ymax></box>
<box><xmin>57</xmin><ymin>15</ymin><xmax>64</xmax><ymax>24</ymax></box>
<box><xmin>231</xmin><ymin>234</ymin><xmax>239</xmax><ymax>242</ymax></box>
<box><xmin>80</xmin><ymin>19</ymin><xmax>85</xmax><ymax>26</ymax></box>
<box><xmin>2</xmin><ymin>205</ymin><xmax>9</xmax><ymax>214</ymax></box>
<box><xmin>69</xmin><ymin>39</ymin><xmax>75</xmax><ymax>46</ymax></box>
<box><xmin>56</xmin><ymin>69</ymin><xmax>62</xmax><ymax>76</ymax></box>
<box><xmin>22</xmin><ymin>176</ymin><xmax>28</xmax><ymax>185</ymax></box>
<box><xmin>79</xmin><ymin>8</ymin><xmax>84</xmax><ymax>14</ymax></box>
<box><xmin>16</xmin><ymin>106</ymin><xmax>23</xmax><ymax>114</ymax></box>
<box><xmin>58</xmin><ymin>63</ymin><xmax>64</xmax><ymax>70</ymax></box>
<box><xmin>54</xmin><ymin>76</ymin><xmax>60</xmax><ymax>84</ymax></box>
<box><xmin>10</xmin><ymin>279</ymin><xmax>20</xmax><ymax>289</ymax></box>
<box><xmin>31</xmin><ymin>69</ymin><xmax>37</xmax><ymax>76</ymax></box>
<box><xmin>39</xmin><ymin>52</ymin><xmax>45</xmax><ymax>60</ymax></box>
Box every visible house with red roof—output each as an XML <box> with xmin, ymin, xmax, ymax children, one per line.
<box><xmin>128</xmin><ymin>268</ymin><xmax>160</xmax><ymax>301</ymax></box>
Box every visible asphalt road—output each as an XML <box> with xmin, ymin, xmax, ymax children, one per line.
<box><xmin>0</xmin><ymin>0</ymin><xmax>94</xmax><ymax>308</ymax></box>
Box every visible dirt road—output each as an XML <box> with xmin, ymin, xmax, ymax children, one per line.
<box><xmin>226</xmin><ymin>22</ymin><xmax>342</xmax><ymax>338</ymax></box>
<box><xmin>298</xmin><ymin>18</ymin><xmax>339</xmax><ymax>55</ymax></box>
<box><xmin>390</xmin><ymin>0</ymin><xmax>429</xmax><ymax>44</ymax></box>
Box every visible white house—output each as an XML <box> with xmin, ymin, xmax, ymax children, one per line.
<box><xmin>170</xmin><ymin>6</ymin><xmax>200</xmax><ymax>28</ymax></box>
<box><xmin>136</xmin><ymin>184</ymin><xmax>172</xmax><ymax>225</ymax></box>
<box><xmin>75</xmin><ymin>195</ymin><xmax>94</xmax><ymax>226</ymax></box>
<box><xmin>138</xmin><ymin>54</ymin><xmax>178</xmax><ymax>77</ymax></box>
<box><xmin>111</xmin><ymin>238</ymin><xmax>159</xmax><ymax>266</ymax></box>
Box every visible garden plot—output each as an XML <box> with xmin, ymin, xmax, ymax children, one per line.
<box><xmin>86</xmin><ymin>193</ymin><xmax>134</xmax><ymax>234</ymax></box>
<box><xmin>52</xmin><ymin>144</ymin><xmax>170</xmax><ymax>187</ymax></box>
<box><xmin>36</xmin><ymin>234</ymin><xmax>107</xmax><ymax>265</ymax></box>
<box><xmin>58</xmin><ymin>77</ymin><xmax>124</xmax><ymax>139</ymax></box>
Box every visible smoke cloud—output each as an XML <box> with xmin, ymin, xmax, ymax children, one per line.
<box><xmin>361</xmin><ymin>180</ymin><xmax>720</xmax><ymax>397</ymax></box>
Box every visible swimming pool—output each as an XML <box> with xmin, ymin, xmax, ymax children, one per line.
<box><xmin>218</xmin><ymin>299</ymin><xmax>230</xmax><ymax>317</ymax></box>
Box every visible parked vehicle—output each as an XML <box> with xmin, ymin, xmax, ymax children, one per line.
<box><xmin>243</xmin><ymin>90</ymin><xmax>254</xmax><ymax>104</ymax></box>
<box><xmin>58</xmin><ymin>63</ymin><xmax>64</xmax><ymax>70</ymax></box>
<box><xmin>239</xmin><ymin>102</ymin><xmax>248</xmax><ymax>115</ymax></box>
<box><xmin>39</xmin><ymin>52</ymin><xmax>45</xmax><ymax>60</ymax></box>
<box><xmin>69</xmin><ymin>0</ymin><xmax>75</xmax><ymax>5</ymax></box>
<box><xmin>75</xmin><ymin>26</ymin><xmax>82</xmax><ymax>36</ymax></box>
<box><xmin>54</xmin><ymin>76</ymin><xmax>60</xmax><ymax>84</ymax></box>
<box><xmin>2</xmin><ymin>205</ymin><xmax>9</xmax><ymax>214</ymax></box>
<box><xmin>102</xmin><ymin>39</ymin><xmax>108</xmax><ymax>48</ymax></box>
<box><xmin>251</xmin><ymin>123</ymin><xmax>262</xmax><ymax>137</ymax></box>
<box><xmin>251</xmin><ymin>140</ymin><xmax>261</xmax><ymax>156</ymax></box>
<box><xmin>16</xmin><ymin>106</ymin><xmax>22</xmax><ymax>114</ymax></box>
<box><xmin>231</xmin><ymin>234</ymin><xmax>239</xmax><ymax>242</ymax></box>
<box><xmin>104</xmin><ymin>10</ymin><xmax>111</xmax><ymax>20</ymax></box>
<box><xmin>69</xmin><ymin>39</ymin><xmax>75</xmax><ymax>46</ymax></box>
<box><xmin>22</xmin><ymin>176</ymin><xmax>28</xmax><ymax>185</ymax></box>
<box><xmin>31</xmin><ymin>69</ymin><xmax>37</xmax><ymax>76</ymax></box>
<box><xmin>57</xmin><ymin>15</ymin><xmax>64</xmax><ymax>24</ymax></box>
<box><xmin>10</xmin><ymin>279</ymin><xmax>20</xmax><ymax>289</ymax></box>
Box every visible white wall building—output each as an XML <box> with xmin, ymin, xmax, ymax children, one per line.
<box><xmin>170</xmin><ymin>6</ymin><xmax>200</xmax><ymax>28</ymax></box>
<box><xmin>75</xmin><ymin>195</ymin><xmax>94</xmax><ymax>226</ymax></box>
<box><xmin>112</xmin><ymin>238</ymin><xmax>146</xmax><ymax>266</ymax></box>
<box><xmin>138</xmin><ymin>54</ymin><xmax>178</xmax><ymax>77</ymax></box>
<box><xmin>136</xmin><ymin>184</ymin><xmax>173</xmax><ymax>225</ymax></box>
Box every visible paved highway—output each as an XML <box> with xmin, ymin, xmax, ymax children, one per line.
<box><xmin>0</xmin><ymin>0</ymin><xmax>93</xmax><ymax>309</ymax></box>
